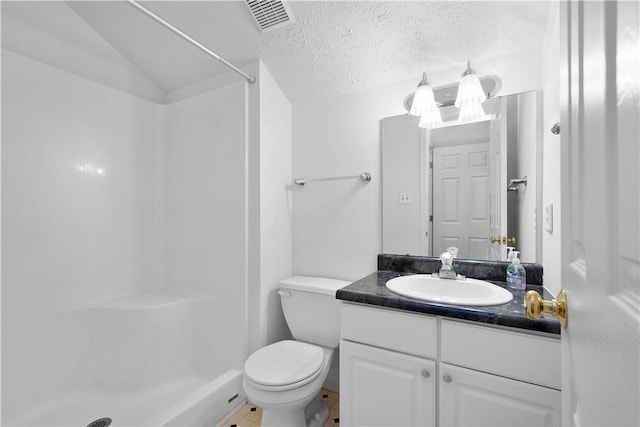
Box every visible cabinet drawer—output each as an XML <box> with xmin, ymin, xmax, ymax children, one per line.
<box><xmin>341</xmin><ymin>303</ymin><xmax>437</xmax><ymax>358</ymax></box>
<box><xmin>441</xmin><ymin>320</ymin><xmax>561</xmax><ymax>389</ymax></box>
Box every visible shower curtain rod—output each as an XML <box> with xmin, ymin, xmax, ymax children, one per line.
<box><xmin>125</xmin><ymin>0</ymin><xmax>256</xmax><ymax>84</ymax></box>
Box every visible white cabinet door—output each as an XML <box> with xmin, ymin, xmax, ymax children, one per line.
<box><xmin>439</xmin><ymin>363</ymin><xmax>560</xmax><ymax>427</ymax></box>
<box><xmin>340</xmin><ymin>340</ymin><xmax>436</xmax><ymax>427</ymax></box>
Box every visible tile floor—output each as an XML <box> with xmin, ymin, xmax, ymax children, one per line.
<box><xmin>221</xmin><ymin>388</ymin><xmax>339</xmax><ymax>427</ymax></box>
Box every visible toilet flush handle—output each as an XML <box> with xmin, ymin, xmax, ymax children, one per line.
<box><xmin>278</xmin><ymin>290</ymin><xmax>291</xmax><ymax>298</ymax></box>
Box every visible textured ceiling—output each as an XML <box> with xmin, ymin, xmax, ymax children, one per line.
<box><xmin>3</xmin><ymin>1</ymin><xmax>552</xmax><ymax>102</ymax></box>
<box><xmin>259</xmin><ymin>1</ymin><xmax>550</xmax><ymax>100</ymax></box>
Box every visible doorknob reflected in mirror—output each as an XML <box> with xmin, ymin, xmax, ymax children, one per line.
<box><xmin>524</xmin><ymin>289</ymin><xmax>568</xmax><ymax>329</ymax></box>
<box><xmin>490</xmin><ymin>236</ymin><xmax>517</xmax><ymax>244</ymax></box>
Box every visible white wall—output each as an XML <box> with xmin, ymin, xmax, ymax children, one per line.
<box><xmin>516</xmin><ymin>91</ymin><xmax>539</xmax><ymax>263</ymax></box>
<box><xmin>244</xmin><ymin>61</ymin><xmax>294</xmax><ymax>356</ymax></box>
<box><xmin>163</xmin><ymin>82</ymin><xmax>247</xmax><ymax>302</ymax></box>
<box><xmin>381</xmin><ymin>115</ymin><xmax>424</xmax><ymax>255</ymax></box>
<box><xmin>162</xmin><ymin>82</ymin><xmax>249</xmax><ymax>375</ymax></box>
<box><xmin>1</xmin><ymin>1</ymin><xmax>165</xmax><ymax>103</ymax></box>
<box><xmin>293</xmin><ymin>88</ymin><xmax>392</xmax><ymax>281</ymax></box>
<box><xmin>1</xmin><ymin>49</ymin><xmax>161</xmax><ymax>420</ymax></box>
<box><xmin>257</xmin><ymin>62</ymin><xmax>293</xmax><ymax>348</ymax></box>
<box><xmin>292</xmin><ymin>49</ymin><xmax>545</xmax><ymax>281</ymax></box>
<box><xmin>541</xmin><ymin>2</ymin><xmax>562</xmax><ymax>295</ymax></box>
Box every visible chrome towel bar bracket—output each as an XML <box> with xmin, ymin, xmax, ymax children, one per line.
<box><xmin>507</xmin><ymin>176</ymin><xmax>528</xmax><ymax>192</ymax></box>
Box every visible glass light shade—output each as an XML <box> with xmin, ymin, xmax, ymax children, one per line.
<box><xmin>410</xmin><ymin>84</ymin><xmax>432</xmax><ymax>115</ymax></box>
<box><xmin>418</xmin><ymin>104</ymin><xmax>443</xmax><ymax>130</ymax></box>
<box><xmin>419</xmin><ymin>110</ymin><xmax>443</xmax><ymax>129</ymax></box>
<box><xmin>455</xmin><ymin>64</ymin><xmax>487</xmax><ymax>122</ymax></box>
<box><xmin>457</xmin><ymin>96</ymin><xmax>487</xmax><ymax>122</ymax></box>
<box><xmin>411</xmin><ymin>84</ymin><xmax>442</xmax><ymax>129</ymax></box>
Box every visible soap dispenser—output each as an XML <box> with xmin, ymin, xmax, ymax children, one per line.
<box><xmin>506</xmin><ymin>251</ymin><xmax>526</xmax><ymax>290</ymax></box>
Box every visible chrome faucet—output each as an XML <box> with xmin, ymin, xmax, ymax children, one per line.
<box><xmin>439</xmin><ymin>251</ymin><xmax>457</xmax><ymax>279</ymax></box>
<box><xmin>438</xmin><ymin>247</ymin><xmax>462</xmax><ymax>280</ymax></box>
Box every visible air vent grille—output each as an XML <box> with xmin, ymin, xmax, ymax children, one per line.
<box><xmin>86</xmin><ymin>418</ymin><xmax>112</xmax><ymax>427</ymax></box>
<box><xmin>246</xmin><ymin>0</ymin><xmax>294</xmax><ymax>32</ymax></box>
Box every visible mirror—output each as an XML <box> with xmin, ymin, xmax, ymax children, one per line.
<box><xmin>381</xmin><ymin>90</ymin><xmax>541</xmax><ymax>263</ymax></box>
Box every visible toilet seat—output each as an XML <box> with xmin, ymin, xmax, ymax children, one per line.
<box><xmin>244</xmin><ymin>340</ymin><xmax>324</xmax><ymax>391</ymax></box>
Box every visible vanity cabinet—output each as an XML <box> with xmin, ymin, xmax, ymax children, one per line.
<box><xmin>341</xmin><ymin>340</ymin><xmax>436</xmax><ymax>426</ymax></box>
<box><xmin>340</xmin><ymin>303</ymin><xmax>561</xmax><ymax>427</ymax></box>
<box><xmin>438</xmin><ymin>319</ymin><xmax>561</xmax><ymax>426</ymax></box>
<box><xmin>439</xmin><ymin>363</ymin><xmax>560</xmax><ymax>426</ymax></box>
<box><xmin>340</xmin><ymin>303</ymin><xmax>438</xmax><ymax>426</ymax></box>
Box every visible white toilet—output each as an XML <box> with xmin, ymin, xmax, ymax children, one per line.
<box><xmin>243</xmin><ymin>276</ymin><xmax>350</xmax><ymax>427</ymax></box>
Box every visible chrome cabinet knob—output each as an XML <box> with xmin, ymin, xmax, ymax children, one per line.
<box><xmin>443</xmin><ymin>373</ymin><xmax>452</xmax><ymax>383</ymax></box>
<box><xmin>421</xmin><ymin>369</ymin><xmax>431</xmax><ymax>378</ymax></box>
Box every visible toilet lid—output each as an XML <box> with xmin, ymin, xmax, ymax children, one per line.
<box><xmin>244</xmin><ymin>340</ymin><xmax>324</xmax><ymax>388</ymax></box>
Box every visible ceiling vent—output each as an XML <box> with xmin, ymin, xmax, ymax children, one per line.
<box><xmin>246</xmin><ymin>0</ymin><xmax>295</xmax><ymax>33</ymax></box>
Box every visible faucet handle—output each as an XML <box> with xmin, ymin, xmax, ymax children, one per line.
<box><xmin>440</xmin><ymin>252</ymin><xmax>453</xmax><ymax>271</ymax></box>
<box><xmin>440</xmin><ymin>251</ymin><xmax>453</xmax><ymax>267</ymax></box>
<box><xmin>447</xmin><ymin>247</ymin><xmax>459</xmax><ymax>258</ymax></box>
<box><xmin>438</xmin><ymin>251</ymin><xmax>458</xmax><ymax>279</ymax></box>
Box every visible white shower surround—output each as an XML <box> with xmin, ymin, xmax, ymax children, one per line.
<box><xmin>1</xmin><ymin>49</ymin><xmax>248</xmax><ymax>426</ymax></box>
<box><xmin>10</xmin><ymin>296</ymin><xmax>243</xmax><ymax>426</ymax></box>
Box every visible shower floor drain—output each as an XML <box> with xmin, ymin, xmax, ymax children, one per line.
<box><xmin>87</xmin><ymin>418</ymin><xmax>112</xmax><ymax>427</ymax></box>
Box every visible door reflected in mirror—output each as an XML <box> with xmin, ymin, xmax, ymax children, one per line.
<box><xmin>381</xmin><ymin>91</ymin><xmax>541</xmax><ymax>263</ymax></box>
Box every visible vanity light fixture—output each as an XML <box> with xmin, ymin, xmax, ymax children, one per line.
<box><xmin>455</xmin><ymin>60</ymin><xmax>487</xmax><ymax>122</ymax></box>
<box><xmin>409</xmin><ymin>72</ymin><xmax>443</xmax><ymax>129</ymax></box>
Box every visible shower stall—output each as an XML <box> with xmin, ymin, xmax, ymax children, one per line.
<box><xmin>1</xmin><ymin>2</ymin><xmax>259</xmax><ymax>425</ymax></box>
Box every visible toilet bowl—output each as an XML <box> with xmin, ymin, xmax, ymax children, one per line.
<box><xmin>244</xmin><ymin>341</ymin><xmax>334</xmax><ymax>426</ymax></box>
<box><xmin>242</xmin><ymin>276</ymin><xmax>349</xmax><ymax>427</ymax></box>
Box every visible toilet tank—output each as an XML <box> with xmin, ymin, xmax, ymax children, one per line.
<box><xmin>279</xmin><ymin>276</ymin><xmax>350</xmax><ymax>348</ymax></box>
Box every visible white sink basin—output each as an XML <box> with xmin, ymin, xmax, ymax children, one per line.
<box><xmin>385</xmin><ymin>274</ymin><xmax>513</xmax><ymax>306</ymax></box>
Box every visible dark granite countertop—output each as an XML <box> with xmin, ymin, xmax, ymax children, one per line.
<box><xmin>336</xmin><ymin>255</ymin><xmax>561</xmax><ymax>335</ymax></box>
